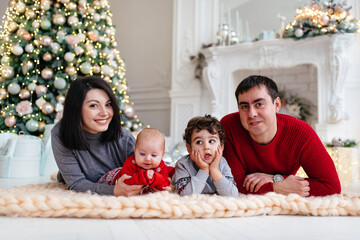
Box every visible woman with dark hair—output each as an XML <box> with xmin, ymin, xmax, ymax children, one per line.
<box><xmin>51</xmin><ymin>76</ymin><xmax>142</xmax><ymax>196</ymax></box>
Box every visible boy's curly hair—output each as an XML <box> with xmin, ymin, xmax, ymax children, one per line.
<box><xmin>183</xmin><ymin>114</ymin><xmax>226</xmax><ymax>145</ymax></box>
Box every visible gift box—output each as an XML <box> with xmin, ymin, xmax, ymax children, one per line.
<box><xmin>0</xmin><ymin>134</ymin><xmax>42</xmax><ymax>178</ymax></box>
<box><xmin>296</xmin><ymin>147</ymin><xmax>360</xmax><ymax>186</ymax></box>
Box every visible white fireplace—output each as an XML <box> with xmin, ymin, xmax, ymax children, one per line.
<box><xmin>201</xmin><ymin>34</ymin><xmax>356</xmax><ymax>142</ymax></box>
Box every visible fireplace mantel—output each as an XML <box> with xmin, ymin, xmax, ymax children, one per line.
<box><xmin>201</xmin><ymin>34</ymin><xmax>356</xmax><ymax>141</ymax></box>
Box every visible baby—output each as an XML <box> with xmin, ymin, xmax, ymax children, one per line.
<box><xmin>98</xmin><ymin>128</ymin><xmax>172</xmax><ymax>193</ymax></box>
<box><xmin>172</xmin><ymin>114</ymin><xmax>238</xmax><ymax>197</ymax></box>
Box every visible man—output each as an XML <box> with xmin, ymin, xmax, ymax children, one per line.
<box><xmin>220</xmin><ymin>75</ymin><xmax>341</xmax><ymax>197</ymax></box>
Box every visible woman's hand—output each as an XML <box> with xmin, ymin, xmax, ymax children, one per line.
<box><xmin>113</xmin><ymin>174</ymin><xmax>143</xmax><ymax>196</ymax></box>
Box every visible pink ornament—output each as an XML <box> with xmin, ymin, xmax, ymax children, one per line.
<box><xmin>88</xmin><ymin>31</ymin><xmax>99</xmax><ymax>42</ymax></box>
<box><xmin>5</xmin><ymin>116</ymin><xmax>16</xmax><ymax>127</ymax></box>
<box><xmin>65</xmin><ymin>34</ymin><xmax>80</xmax><ymax>46</ymax></box>
<box><xmin>36</xmin><ymin>85</ymin><xmax>48</xmax><ymax>95</ymax></box>
<box><xmin>16</xmin><ymin>100</ymin><xmax>33</xmax><ymax>117</ymax></box>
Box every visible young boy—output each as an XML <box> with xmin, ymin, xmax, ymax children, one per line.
<box><xmin>98</xmin><ymin>128</ymin><xmax>172</xmax><ymax>193</ymax></box>
<box><xmin>172</xmin><ymin>114</ymin><xmax>238</xmax><ymax>197</ymax></box>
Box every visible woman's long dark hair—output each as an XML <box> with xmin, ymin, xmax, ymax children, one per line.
<box><xmin>59</xmin><ymin>76</ymin><xmax>122</xmax><ymax>149</ymax></box>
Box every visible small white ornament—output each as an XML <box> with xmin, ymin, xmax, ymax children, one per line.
<box><xmin>7</xmin><ymin>82</ymin><xmax>21</xmax><ymax>95</ymax></box>
<box><xmin>25</xmin><ymin>44</ymin><xmax>34</xmax><ymax>53</ymax></box>
<box><xmin>27</xmin><ymin>82</ymin><xmax>37</xmax><ymax>91</ymax></box>
<box><xmin>295</xmin><ymin>28</ymin><xmax>304</xmax><ymax>38</ymax></box>
<box><xmin>64</xmin><ymin>52</ymin><xmax>75</xmax><ymax>62</ymax></box>
<box><xmin>11</xmin><ymin>44</ymin><xmax>23</xmax><ymax>56</ymax></box>
<box><xmin>54</xmin><ymin>77</ymin><xmax>67</xmax><ymax>89</ymax></box>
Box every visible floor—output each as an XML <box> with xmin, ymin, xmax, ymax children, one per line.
<box><xmin>1</xmin><ymin>177</ymin><xmax>360</xmax><ymax>240</ymax></box>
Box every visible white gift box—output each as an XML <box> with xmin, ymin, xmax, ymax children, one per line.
<box><xmin>0</xmin><ymin>134</ymin><xmax>42</xmax><ymax>178</ymax></box>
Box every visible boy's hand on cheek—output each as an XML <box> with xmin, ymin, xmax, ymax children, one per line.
<box><xmin>192</xmin><ymin>149</ymin><xmax>209</xmax><ymax>173</ymax></box>
<box><xmin>209</xmin><ymin>146</ymin><xmax>222</xmax><ymax>182</ymax></box>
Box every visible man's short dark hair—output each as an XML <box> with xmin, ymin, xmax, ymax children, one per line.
<box><xmin>183</xmin><ymin>114</ymin><xmax>225</xmax><ymax>145</ymax></box>
<box><xmin>235</xmin><ymin>75</ymin><xmax>279</xmax><ymax>103</ymax></box>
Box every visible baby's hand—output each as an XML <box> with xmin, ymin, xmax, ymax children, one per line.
<box><xmin>162</xmin><ymin>186</ymin><xmax>172</xmax><ymax>192</ymax></box>
<box><xmin>147</xmin><ymin>169</ymin><xmax>154</xmax><ymax>179</ymax></box>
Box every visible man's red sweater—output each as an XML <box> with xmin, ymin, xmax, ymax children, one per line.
<box><xmin>220</xmin><ymin>112</ymin><xmax>341</xmax><ymax>196</ymax></box>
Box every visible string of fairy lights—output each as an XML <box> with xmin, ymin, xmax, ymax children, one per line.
<box><xmin>0</xmin><ymin>0</ymin><xmax>143</xmax><ymax>137</ymax></box>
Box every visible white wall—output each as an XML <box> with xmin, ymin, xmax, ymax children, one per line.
<box><xmin>110</xmin><ymin>0</ymin><xmax>173</xmax><ymax>136</ymax></box>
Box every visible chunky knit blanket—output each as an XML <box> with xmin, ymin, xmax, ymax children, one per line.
<box><xmin>0</xmin><ymin>182</ymin><xmax>360</xmax><ymax>219</ymax></box>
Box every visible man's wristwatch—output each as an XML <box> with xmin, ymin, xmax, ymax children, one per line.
<box><xmin>273</xmin><ymin>174</ymin><xmax>284</xmax><ymax>183</ymax></box>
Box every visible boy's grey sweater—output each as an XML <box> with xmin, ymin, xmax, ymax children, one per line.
<box><xmin>51</xmin><ymin>123</ymin><xmax>135</xmax><ymax>195</ymax></box>
<box><xmin>172</xmin><ymin>155</ymin><xmax>239</xmax><ymax>198</ymax></box>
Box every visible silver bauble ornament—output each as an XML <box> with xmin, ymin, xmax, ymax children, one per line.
<box><xmin>74</xmin><ymin>46</ymin><xmax>84</xmax><ymax>55</ymax></box>
<box><xmin>51</xmin><ymin>42</ymin><xmax>61</xmax><ymax>54</ymax></box>
<box><xmin>40</xmin><ymin>0</ymin><xmax>51</xmax><ymax>11</ymax></box>
<box><xmin>101</xmin><ymin>64</ymin><xmax>114</xmax><ymax>76</ymax></box>
<box><xmin>5</xmin><ymin>116</ymin><xmax>16</xmax><ymax>127</ymax></box>
<box><xmin>42</xmin><ymin>102</ymin><xmax>54</xmax><ymax>115</ymax></box>
<box><xmin>19</xmin><ymin>89</ymin><xmax>31</xmax><ymax>99</ymax></box>
<box><xmin>90</xmin><ymin>49</ymin><xmax>98</xmax><ymax>58</ymax></box>
<box><xmin>11</xmin><ymin>44</ymin><xmax>23</xmax><ymax>56</ymax></box>
<box><xmin>2</xmin><ymin>66</ymin><xmax>14</xmax><ymax>79</ymax></box>
<box><xmin>41</xmin><ymin>18</ymin><xmax>52</xmax><ymax>30</ymax></box>
<box><xmin>64</xmin><ymin>52</ymin><xmax>75</xmax><ymax>62</ymax></box>
<box><xmin>25</xmin><ymin>44</ymin><xmax>34</xmax><ymax>53</ymax></box>
<box><xmin>41</xmin><ymin>67</ymin><xmax>54</xmax><ymax>80</ymax></box>
<box><xmin>1</xmin><ymin>55</ymin><xmax>9</xmax><ymax>64</ymax></box>
<box><xmin>123</xmin><ymin>104</ymin><xmax>135</xmax><ymax>118</ymax></box>
<box><xmin>54</xmin><ymin>77</ymin><xmax>66</xmax><ymax>89</ymax></box>
<box><xmin>163</xmin><ymin>152</ymin><xmax>176</xmax><ymax>167</ymax></box>
<box><xmin>27</xmin><ymin>82</ymin><xmax>37</xmax><ymax>91</ymax></box>
<box><xmin>93</xmin><ymin>13</ymin><xmax>101</xmax><ymax>22</ymax></box>
<box><xmin>25</xmin><ymin>119</ymin><xmax>39</xmax><ymax>132</ymax></box>
<box><xmin>0</xmin><ymin>88</ymin><xmax>7</xmax><ymax>100</ymax></box>
<box><xmin>295</xmin><ymin>28</ymin><xmax>304</xmax><ymax>38</ymax></box>
<box><xmin>7</xmin><ymin>82</ymin><xmax>21</xmax><ymax>95</ymax></box>
<box><xmin>319</xmin><ymin>15</ymin><xmax>330</xmax><ymax>26</ymax></box>
<box><xmin>80</xmin><ymin>62</ymin><xmax>92</xmax><ymax>74</ymax></box>
<box><xmin>132</xmin><ymin>122</ymin><xmax>139</xmax><ymax>131</ymax></box>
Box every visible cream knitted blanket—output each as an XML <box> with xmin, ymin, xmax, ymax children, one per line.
<box><xmin>0</xmin><ymin>182</ymin><xmax>360</xmax><ymax>219</ymax></box>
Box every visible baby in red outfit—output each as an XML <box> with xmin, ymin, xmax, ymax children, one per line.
<box><xmin>98</xmin><ymin>128</ymin><xmax>172</xmax><ymax>193</ymax></box>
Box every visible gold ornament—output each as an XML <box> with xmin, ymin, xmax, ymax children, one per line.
<box><xmin>124</xmin><ymin>104</ymin><xmax>135</xmax><ymax>118</ymax></box>
<box><xmin>42</xmin><ymin>52</ymin><xmax>52</xmax><ymax>61</ymax></box>
<box><xmin>40</xmin><ymin>35</ymin><xmax>52</xmax><ymax>46</ymax></box>
<box><xmin>42</xmin><ymin>102</ymin><xmax>54</xmax><ymax>115</ymax></box>
<box><xmin>41</xmin><ymin>67</ymin><xmax>54</xmax><ymax>80</ymax></box>
<box><xmin>38</xmin><ymin>121</ymin><xmax>46</xmax><ymax>132</ymax></box>
<box><xmin>22</xmin><ymin>31</ymin><xmax>32</xmax><ymax>41</ymax></box>
<box><xmin>65</xmin><ymin>65</ymin><xmax>77</xmax><ymax>76</ymax></box>
<box><xmin>1</xmin><ymin>66</ymin><xmax>14</xmax><ymax>79</ymax></box>
<box><xmin>19</xmin><ymin>89</ymin><xmax>31</xmax><ymax>99</ymax></box>
<box><xmin>22</xmin><ymin>60</ymin><xmax>34</xmax><ymax>75</ymax></box>
<box><xmin>25</xmin><ymin>9</ymin><xmax>36</xmax><ymax>19</ymax></box>
<box><xmin>93</xmin><ymin>64</ymin><xmax>101</xmax><ymax>73</ymax></box>
<box><xmin>56</xmin><ymin>94</ymin><xmax>66</xmax><ymax>104</ymax></box>
<box><xmin>68</xmin><ymin>2</ymin><xmax>77</xmax><ymax>10</ymax></box>
<box><xmin>0</xmin><ymin>88</ymin><xmax>8</xmax><ymax>100</ymax></box>
<box><xmin>7</xmin><ymin>21</ymin><xmax>18</xmax><ymax>32</ymax></box>
<box><xmin>52</xmin><ymin>14</ymin><xmax>66</xmax><ymax>25</ymax></box>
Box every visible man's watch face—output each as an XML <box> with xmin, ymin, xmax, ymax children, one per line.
<box><xmin>273</xmin><ymin>174</ymin><xmax>284</xmax><ymax>182</ymax></box>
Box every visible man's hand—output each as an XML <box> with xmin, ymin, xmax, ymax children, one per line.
<box><xmin>113</xmin><ymin>174</ymin><xmax>143</xmax><ymax>196</ymax></box>
<box><xmin>243</xmin><ymin>172</ymin><xmax>274</xmax><ymax>192</ymax></box>
<box><xmin>147</xmin><ymin>169</ymin><xmax>154</xmax><ymax>179</ymax></box>
<box><xmin>191</xmin><ymin>149</ymin><xmax>210</xmax><ymax>173</ymax></box>
<box><xmin>273</xmin><ymin>175</ymin><xmax>310</xmax><ymax>197</ymax></box>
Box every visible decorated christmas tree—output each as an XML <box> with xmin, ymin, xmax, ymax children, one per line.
<box><xmin>0</xmin><ymin>0</ymin><xmax>143</xmax><ymax>137</ymax></box>
<box><xmin>284</xmin><ymin>0</ymin><xmax>359</xmax><ymax>39</ymax></box>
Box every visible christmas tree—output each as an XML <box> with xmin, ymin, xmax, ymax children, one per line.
<box><xmin>284</xmin><ymin>0</ymin><xmax>359</xmax><ymax>39</ymax></box>
<box><xmin>0</xmin><ymin>0</ymin><xmax>143</xmax><ymax>137</ymax></box>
